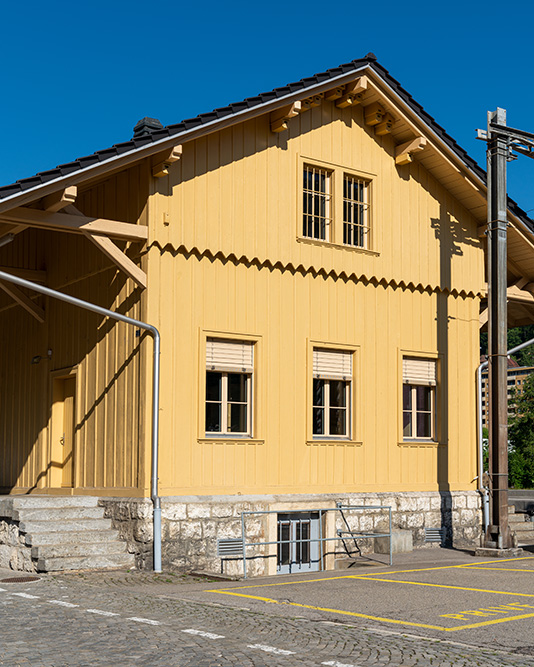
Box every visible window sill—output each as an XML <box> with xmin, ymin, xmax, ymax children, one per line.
<box><xmin>398</xmin><ymin>440</ymin><xmax>442</xmax><ymax>447</ymax></box>
<box><xmin>307</xmin><ymin>439</ymin><xmax>362</xmax><ymax>446</ymax></box>
<box><xmin>198</xmin><ymin>437</ymin><xmax>264</xmax><ymax>444</ymax></box>
<box><xmin>297</xmin><ymin>237</ymin><xmax>379</xmax><ymax>256</ymax></box>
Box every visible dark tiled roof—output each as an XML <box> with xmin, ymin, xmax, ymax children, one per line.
<box><xmin>0</xmin><ymin>53</ymin><xmax>531</xmax><ymax>229</ymax></box>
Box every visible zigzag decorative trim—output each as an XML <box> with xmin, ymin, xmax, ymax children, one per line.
<box><xmin>148</xmin><ymin>242</ymin><xmax>482</xmax><ymax>299</ymax></box>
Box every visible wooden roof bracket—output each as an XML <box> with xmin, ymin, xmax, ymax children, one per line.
<box><xmin>395</xmin><ymin>136</ymin><xmax>428</xmax><ymax>165</ymax></box>
<box><xmin>335</xmin><ymin>76</ymin><xmax>369</xmax><ymax>109</ymax></box>
<box><xmin>0</xmin><ymin>280</ymin><xmax>45</xmax><ymax>322</ymax></box>
<box><xmin>270</xmin><ymin>102</ymin><xmax>302</xmax><ymax>133</ymax></box>
<box><xmin>65</xmin><ymin>205</ymin><xmax>147</xmax><ymax>289</ymax></box>
<box><xmin>152</xmin><ymin>145</ymin><xmax>183</xmax><ymax>178</ymax></box>
<box><xmin>40</xmin><ymin>186</ymin><xmax>78</xmax><ymax>212</ymax></box>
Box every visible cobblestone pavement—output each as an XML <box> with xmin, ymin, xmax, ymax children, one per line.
<box><xmin>1</xmin><ymin>568</ymin><xmax>534</xmax><ymax>666</ymax></box>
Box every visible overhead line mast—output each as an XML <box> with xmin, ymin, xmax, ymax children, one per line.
<box><xmin>477</xmin><ymin>110</ymin><xmax>534</xmax><ymax>550</ymax></box>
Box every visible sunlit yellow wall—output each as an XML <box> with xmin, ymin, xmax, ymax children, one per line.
<box><xmin>147</xmin><ymin>102</ymin><xmax>483</xmax><ymax>495</ymax></box>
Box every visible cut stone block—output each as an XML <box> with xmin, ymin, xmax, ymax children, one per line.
<box><xmin>374</xmin><ymin>529</ymin><xmax>413</xmax><ymax>554</ymax></box>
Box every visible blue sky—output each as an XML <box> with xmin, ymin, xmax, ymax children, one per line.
<box><xmin>2</xmin><ymin>0</ymin><xmax>534</xmax><ymax>211</ymax></box>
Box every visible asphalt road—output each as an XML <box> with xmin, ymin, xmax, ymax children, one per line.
<box><xmin>1</xmin><ymin>548</ymin><xmax>534</xmax><ymax>666</ymax></box>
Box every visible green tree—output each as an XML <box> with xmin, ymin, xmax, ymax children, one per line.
<box><xmin>508</xmin><ymin>374</ymin><xmax>534</xmax><ymax>488</ymax></box>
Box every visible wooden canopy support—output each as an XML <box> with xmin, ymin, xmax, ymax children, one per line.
<box><xmin>40</xmin><ymin>186</ymin><xmax>77</xmax><ymax>212</ymax></box>
<box><xmin>480</xmin><ymin>307</ymin><xmax>488</xmax><ymax>328</ymax></box>
<box><xmin>0</xmin><ymin>280</ymin><xmax>45</xmax><ymax>322</ymax></box>
<box><xmin>335</xmin><ymin>77</ymin><xmax>368</xmax><ymax>109</ymax></box>
<box><xmin>0</xmin><ymin>207</ymin><xmax>148</xmax><ymax>241</ymax></box>
<box><xmin>86</xmin><ymin>234</ymin><xmax>147</xmax><ymax>289</ymax></box>
<box><xmin>152</xmin><ymin>145</ymin><xmax>183</xmax><ymax>178</ymax></box>
<box><xmin>66</xmin><ymin>206</ymin><xmax>147</xmax><ymax>289</ymax></box>
<box><xmin>270</xmin><ymin>102</ymin><xmax>302</xmax><ymax>133</ymax></box>
<box><xmin>0</xmin><ymin>266</ymin><xmax>46</xmax><ymax>282</ymax></box>
<box><xmin>395</xmin><ymin>136</ymin><xmax>428</xmax><ymax>166</ymax></box>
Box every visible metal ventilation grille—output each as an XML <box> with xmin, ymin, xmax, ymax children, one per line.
<box><xmin>217</xmin><ymin>538</ymin><xmax>244</xmax><ymax>557</ymax></box>
<box><xmin>425</xmin><ymin>527</ymin><xmax>445</xmax><ymax>543</ymax></box>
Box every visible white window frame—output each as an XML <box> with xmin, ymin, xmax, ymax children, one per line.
<box><xmin>402</xmin><ymin>357</ymin><xmax>436</xmax><ymax>442</ymax></box>
<box><xmin>312</xmin><ymin>348</ymin><xmax>353</xmax><ymax>439</ymax></box>
<box><xmin>205</xmin><ymin>338</ymin><xmax>254</xmax><ymax>437</ymax></box>
<box><xmin>300</xmin><ymin>157</ymin><xmax>373</xmax><ymax>251</ymax></box>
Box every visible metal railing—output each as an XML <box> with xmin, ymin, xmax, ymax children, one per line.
<box><xmin>235</xmin><ymin>505</ymin><xmax>392</xmax><ymax>579</ymax></box>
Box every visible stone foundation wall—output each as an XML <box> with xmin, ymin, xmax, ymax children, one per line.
<box><xmin>0</xmin><ymin>517</ymin><xmax>35</xmax><ymax>572</ymax></box>
<box><xmin>100</xmin><ymin>490</ymin><xmax>483</xmax><ymax>574</ymax></box>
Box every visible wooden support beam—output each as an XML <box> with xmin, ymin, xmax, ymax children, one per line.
<box><xmin>0</xmin><ymin>224</ymin><xmax>27</xmax><ymax>244</ymax></box>
<box><xmin>152</xmin><ymin>145</ymin><xmax>183</xmax><ymax>178</ymax></box>
<box><xmin>335</xmin><ymin>77</ymin><xmax>368</xmax><ymax>108</ymax></box>
<box><xmin>0</xmin><ymin>207</ymin><xmax>148</xmax><ymax>241</ymax></box>
<box><xmin>41</xmin><ymin>186</ymin><xmax>77</xmax><ymax>212</ymax></box>
<box><xmin>66</xmin><ymin>205</ymin><xmax>147</xmax><ymax>289</ymax></box>
<box><xmin>395</xmin><ymin>136</ymin><xmax>427</xmax><ymax>165</ymax></box>
<box><xmin>324</xmin><ymin>87</ymin><xmax>344</xmax><ymax>101</ymax></box>
<box><xmin>480</xmin><ymin>307</ymin><xmax>488</xmax><ymax>328</ymax></box>
<box><xmin>270</xmin><ymin>102</ymin><xmax>302</xmax><ymax>133</ymax></box>
<box><xmin>0</xmin><ymin>280</ymin><xmax>44</xmax><ymax>322</ymax></box>
<box><xmin>0</xmin><ymin>266</ymin><xmax>46</xmax><ymax>282</ymax></box>
<box><xmin>513</xmin><ymin>276</ymin><xmax>529</xmax><ymax>290</ymax></box>
<box><xmin>85</xmin><ymin>234</ymin><xmax>147</xmax><ymax>289</ymax></box>
<box><xmin>375</xmin><ymin>113</ymin><xmax>395</xmax><ymax>136</ymax></box>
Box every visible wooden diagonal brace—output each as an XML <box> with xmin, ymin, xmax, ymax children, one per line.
<box><xmin>270</xmin><ymin>102</ymin><xmax>302</xmax><ymax>132</ymax></box>
<box><xmin>0</xmin><ymin>280</ymin><xmax>45</xmax><ymax>322</ymax></box>
<box><xmin>66</xmin><ymin>206</ymin><xmax>147</xmax><ymax>289</ymax></box>
<box><xmin>85</xmin><ymin>234</ymin><xmax>147</xmax><ymax>289</ymax></box>
<box><xmin>395</xmin><ymin>136</ymin><xmax>427</xmax><ymax>165</ymax></box>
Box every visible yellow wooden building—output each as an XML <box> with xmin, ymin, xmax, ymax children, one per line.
<box><xmin>1</xmin><ymin>54</ymin><xmax>534</xmax><ymax>572</ymax></box>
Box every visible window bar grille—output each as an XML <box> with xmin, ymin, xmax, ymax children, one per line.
<box><xmin>303</xmin><ymin>166</ymin><xmax>331</xmax><ymax>241</ymax></box>
<box><xmin>343</xmin><ymin>175</ymin><xmax>370</xmax><ymax>248</ymax></box>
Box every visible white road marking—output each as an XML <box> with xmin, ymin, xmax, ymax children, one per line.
<box><xmin>12</xmin><ymin>592</ymin><xmax>39</xmax><ymax>599</ymax></box>
<box><xmin>127</xmin><ymin>617</ymin><xmax>161</xmax><ymax>625</ymax></box>
<box><xmin>247</xmin><ymin>644</ymin><xmax>295</xmax><ymax>655</ymax></box>
<box><xmin>49</xmin><ymin>600</ymin><xmax>79</xmax><ymax>608</ymax></box>
<box><xmin>322</xmin><ymin>661</ymin><xmax>357</xmax><ymax>667</ymax></box>
<box><xmin>86</xmin><ymin>609</ymin><xmax>119</xmax><ymax>617</ymax></box>
<box><xmin>181</xmin><ymin>628</ymin><xmax>225</xmax><ymax>639</ymax></box>
<box><xmin>0</xmin><ymin>588</ymin><xmax>6</xmax><ymax>592</ymax></box>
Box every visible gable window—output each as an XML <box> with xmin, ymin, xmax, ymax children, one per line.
<box><xmin>301</xmin><ymin>161</ymin><xmax>371</xmax><ymax>249</ymax></box>
<box><xmin>343</xmin><ymin>174</ymin><xmax>370</xmax><ymax>248</ymax></box>
<box><xmin>206</xmin><ymin>339</ymin><xmax>253</xmax><ymax>436</ymax></box>
<box><xmin>303</xmin><ymin>165</ymin><xmax>332</xmax><ymax>241</ymax></box>
<box><xmin>402</xmin><ymin>357</ymin><xmax>436</xmax><ymax>440</ymax></box>
<box><xmin>312</xmin><ymin>348</ymin><xmax>352</xmax><ymax>437</ymax></box>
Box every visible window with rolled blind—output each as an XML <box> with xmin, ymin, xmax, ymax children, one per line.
<box><xmin>402</xmin><ymin>358</ymin><xmax>436</xmax><ymax>386</ymax></box>
<box><xmin>205</xmin><ymin>339</ymin><xmax>253</xmax><ymax>436</ymax></box>
<box><xmin>402</xmin><ymin>357</ymin><xmax>436</xmax><ymax>440</ymax></box>
<box><xmin>313</xmin><ymin>349</ymin><xmax>352</xmax><ymax>380</ymax></box>
<box><xmin>312</xmin><ymin>348</ymin><xmax>352</xmax><ymax>438</ymax></box>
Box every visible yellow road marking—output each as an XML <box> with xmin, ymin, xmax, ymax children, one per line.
<box><xmin>458</xmin><ymin>566</ymin><xmax>534</xmax><ymax>573</ymax></box>
<box><xmin>210</xmin><ymin>589</ymin><xmax>445</xmax><ymax>631</ymax></box>
<box><xmin>206</xmin><ymin>557</ymin><xmax>534</xmax><ymax>592</ymax></box>
<box><xmin>351</xmin><ymin>576</ymin><xmax>534</xmax><ymax>597</ymax></box>
<box><xmin>208</xmin><ymin>589</ymin><xmax>534</xmax><ymax>632</ymax></box>
<box><xmin>447</xmin><ymin>611</ymin><xmax>534</xmax><ymax>631</ymax></box>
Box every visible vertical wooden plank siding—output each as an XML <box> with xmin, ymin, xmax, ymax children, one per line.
<box><xmin>145</xmin><ymin>99</ymin><xmax>484</xmax><ymax>496</ymax></box>
<box><xmin>0</xmin><ymin>164</ymin><xmax>148</xmax><ymax>494</ymax></box>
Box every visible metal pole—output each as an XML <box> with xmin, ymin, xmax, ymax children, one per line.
<box><xmin>0</xmin><ymin>270</ymin><xmax>163</xmax><ymax>571</ymax></box>
<box><xmin>486</xmin><ymin>108</ymin><xmax>512</xmax><ymax>549</ymax></box>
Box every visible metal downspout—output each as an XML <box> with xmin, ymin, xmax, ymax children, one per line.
<box><xmin>477</xmin><ymin>336</ymin><xmax>534</xmax><ymax>534</ymax></box>
<box><xmin>0</xmin><ymin>270</ymin><xmax>163</xmax><ymax>572</ymax></box>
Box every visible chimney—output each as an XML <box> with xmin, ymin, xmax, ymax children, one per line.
<box><xmin>133</xmin><ymin>117</ymin><xmax>163</xmax><ymax>139</ymax></box>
